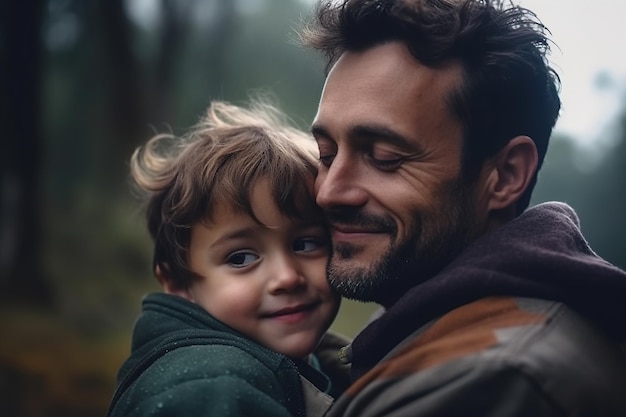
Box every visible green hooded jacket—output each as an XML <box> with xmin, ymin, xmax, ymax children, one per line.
<box><xmin>107</xmin><ymin>293</ymin><xmax>347</xmax><ymax>417</ymax></box>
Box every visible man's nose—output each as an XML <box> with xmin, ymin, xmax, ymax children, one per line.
<box><xmin>315</xmin><ymin>153</ymin><xmax>368</xmax><ymax>209</ymax></box>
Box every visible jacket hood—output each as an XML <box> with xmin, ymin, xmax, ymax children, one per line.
<box><xmin>115</xmin><ymin>293</ymin><xmax>240</xmax><ymax>385</ymax></box>
<box><xmin>350</xmin><ymin>202</ymin><xmax>626</xmax><ymax>379</ymax></box>
<box><xmin>109</xmin><ymin>293</ymin><xmax>310</xmax><ymax>416</ymax></box>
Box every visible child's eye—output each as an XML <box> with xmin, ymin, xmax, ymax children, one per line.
<box><xmin>226</xmin><ymin>251</ymin><xmax>259</xmax><ymax>268</ymax></box>
<box><xmin>293</xmin><ymin>237</ymin><xmax>326</xmax><ymax>253</ymax></box>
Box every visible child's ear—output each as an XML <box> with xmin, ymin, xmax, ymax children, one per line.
<box><xmin>484</xmin><ymin>135</ymin><xmax>538</xmax><ymax>212</ymax></box>
<box><xmin>156</xmin><ymin>264</ymin><xmax>195</xmax><ymax>301</ymax></box>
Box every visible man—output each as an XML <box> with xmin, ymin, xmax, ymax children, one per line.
<box><xmin>301</xmin><ymin>0</ymin><xmax>626</xmax><ymax>415</ymax></box>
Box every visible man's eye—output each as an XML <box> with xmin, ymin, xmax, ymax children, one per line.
<box><xmin>370</xmin><ymin>155</ymin><xmax>403</xmax><ymax>171</ymax></box>
<box><xmin>226</xmin><ymin>252</ymin><xmax>259</xmax><ymax>268</ymax></box>
<box><xmin>319</xmin><ymin>154</ymin><xmax>335</xmax><ymax>167</ymax></box>
<box><xmin>293</xmin><ymin>237</ymin><xmax>326</xmax><ymax>253</ymax></box>
<box><xmin>315</xmin><ymin>137</ymin><xmax>337</xmax><ymax>167</ymax></box>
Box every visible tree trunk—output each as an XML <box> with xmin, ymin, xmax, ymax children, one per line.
<box><xmin>0</xmin><ymin>0</ymin><xmax>53</xmax><ymax>307</ymax></box>
<box><xmin>98</xmin><ymin>0</ymin><xmax>146</xmax><ymax>177</ymax></box>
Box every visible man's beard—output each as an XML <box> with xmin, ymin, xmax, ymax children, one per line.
<box><xmin>326</xmin><ymin>178</ymin><xmax>480</xmax><ymax>307</ymax></box>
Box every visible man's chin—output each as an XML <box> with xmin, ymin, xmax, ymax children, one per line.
<box><xmin>333</xmin><ymin>235</ymin><xmax>390</xmax><ymax>260</ymax></box>
<box><xmin>330</xmin><ymin>247</ymin><xmax>378</xmax><ymax>273</ymax></box>
<box><xmin>326</xmin><ymin>255</ymin><xmax>385</xmax><ymax>302</ymax></box>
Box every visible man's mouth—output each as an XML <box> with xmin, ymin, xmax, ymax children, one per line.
<box><xmin>330</xmin><ymin>223</ymin><xmax>391</xmax><ymax>243</ymax></box>
<box><xmin>331</xmin><ymin>223</ymin><xmax>387</xmax><ymax>234</ymax></box>
<box><xmin>325</xmin><ymin>211</ymin><xmax>396</xmax><ymax>236</ymax></box>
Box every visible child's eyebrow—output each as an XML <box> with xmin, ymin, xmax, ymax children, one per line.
<box><xmin>208</xmin><ymin>220</ymin><xmax>326</xmax><ymax>248</ymax></box>
<box><xmin>209</xmin><ymin>227</ymin><xmax>257</xmax><ymax>248</ymax></box>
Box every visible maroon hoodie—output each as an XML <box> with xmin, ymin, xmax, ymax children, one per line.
<box><xmin>350</xmin><ymin>201</ymin><xmax>626</xmax><ymax>379</ymax></box>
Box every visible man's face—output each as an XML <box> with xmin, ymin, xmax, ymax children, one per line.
<box><xmin>312</xmin><ymin>42</ymin><xmax>489</xmax><ymax>306</ymax></box>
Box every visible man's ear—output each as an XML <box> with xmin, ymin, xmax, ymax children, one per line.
<box><xmin>155</xmin><ymin>264</ymin><xmax>194</xmax><ymax>301</ymax></box>
<box><xmin>483</xmin><ymin>135</ymin><xmax>538</xmax><ymax>212</ymax></box>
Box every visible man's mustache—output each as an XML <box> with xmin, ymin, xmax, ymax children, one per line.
<box><xmin>324</xmin><ymin>208</ymin><xmax>397</xmax><ymax>233</ymax></box>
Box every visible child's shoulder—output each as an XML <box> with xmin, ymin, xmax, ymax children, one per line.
<box><xmin>155</xmin><ymin>337</ymin><xmax>298</xmax><ymax>380</ymax></box>
<box><xmin>110</xmin><ymin>342</ymin><xmax>302</xmax><ymax>417</ymax></box>
<box><xmin>128</xmin><ymin>293</ymin><xmax>302</xmax><ymax>391</ymax></box>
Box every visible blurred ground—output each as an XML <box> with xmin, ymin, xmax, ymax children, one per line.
<box><xmin>0</xmin><ymin>298</ymin><xmax>376</xmax><ymax>417</ymax></box>
<box><xmin>0</xmin><ymin>308</ymin><xmax>126</xmax><ymax>417</ymax></box>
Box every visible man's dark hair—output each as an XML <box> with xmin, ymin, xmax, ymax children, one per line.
<box><xmin>300</xmin><ymin>0</ymin><xmax>561</xmax><ymax>213</ymax></box>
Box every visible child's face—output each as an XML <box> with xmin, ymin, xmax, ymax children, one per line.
<box><xmin>182</xmin><ymin>178</ymin><xmax>340</xmax><ymax>359</ymax></box>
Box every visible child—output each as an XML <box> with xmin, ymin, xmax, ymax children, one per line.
<box><xmin>107</xmin><ymin>99</ymin><xmax>349</xmax><ymax>417</ymax></box>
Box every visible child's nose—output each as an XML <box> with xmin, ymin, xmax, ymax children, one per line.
<box><xmin>268</xmin><ymin>256</ymin><xmax>306</xmax><ymax>293</ymax></box>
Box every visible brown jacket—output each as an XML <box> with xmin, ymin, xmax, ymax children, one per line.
<box><xmin>327</xmin><ymin>297</ymin><xmax>626</xmax><ymax>416</ymax></box>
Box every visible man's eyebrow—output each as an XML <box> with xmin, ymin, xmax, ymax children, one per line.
<box><xmin>311</xmin><ymin>122</ymin><xmax>418</xmax><ymax>152</ymax></box>
<box><xmin>310</xmin><ymin>123</ymin><xmax>329</xmax><ymax>139</ymax></box>
<box><xmin>350</xmin><ymin>124</ymin><xmax>415</xmax><ymax>150</ymax></box>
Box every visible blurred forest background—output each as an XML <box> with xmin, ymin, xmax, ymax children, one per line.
<box><xmin>1</xmin><ymin>0</ymin><xmax>625</xmax><ymax>416</ymax></box>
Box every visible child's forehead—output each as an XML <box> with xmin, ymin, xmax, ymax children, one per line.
<box><xmin>199</xmin><ymin>200</ymin><xmax>323</xmax><ymax>237</ymax></box>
